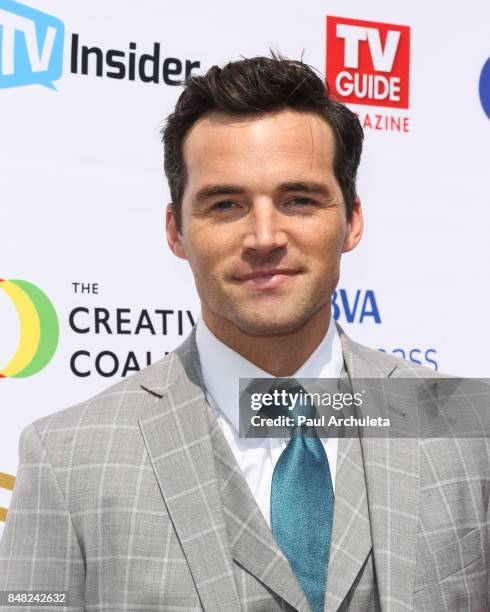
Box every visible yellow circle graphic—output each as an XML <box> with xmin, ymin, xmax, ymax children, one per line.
<box><xmin>0</xmin><ymin>279</ymin><xmax>59</xmax><ymax>378</ymax></box>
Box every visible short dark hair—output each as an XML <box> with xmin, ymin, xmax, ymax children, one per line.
<box><xmin>162</xmin><ymin>52</ymin><xmax>363</xmax><ymax>232</ymax></box>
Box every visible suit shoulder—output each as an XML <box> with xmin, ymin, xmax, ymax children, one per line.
<box><xmin>30</xmin><ymin>350</ymin><xmax>180</xmax><ymax>438</ymax></box>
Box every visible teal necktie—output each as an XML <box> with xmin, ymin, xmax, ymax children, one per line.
<box><xmin>270</xmin><ymin>382</ymin><xmax>334</xmax><ymax>612</ymax></box>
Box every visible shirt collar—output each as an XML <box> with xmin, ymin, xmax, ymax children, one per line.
<box><xmin>195</xmin><ymin>314</ymin><xmax>344</xmax><ymax>432</ymax></box>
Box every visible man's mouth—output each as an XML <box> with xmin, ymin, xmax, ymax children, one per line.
<box><xmin>234</xmin><ymin>269</ymin><xmax>301</xmax><ymax>290</ymax></box>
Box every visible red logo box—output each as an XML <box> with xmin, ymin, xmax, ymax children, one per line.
<box><xmin>326</xmin><ymin>16</ymin><xmax>410</xmax><ymax>109</ymax></box>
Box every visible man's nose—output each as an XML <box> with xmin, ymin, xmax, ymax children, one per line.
<box><xmin>242</xmin><ymin>200</ymin><xmax>288</xmax><ymax>254</ymax></box>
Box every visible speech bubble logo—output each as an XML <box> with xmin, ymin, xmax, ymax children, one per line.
<box><xmin>0</xmin><ymin>0</ymin><xmax>64</xmax><ymax>90</ymax></box>
<box><xmin>0</xmin><ymin>279</ymin><xmax>59</xmax><ymax>378</ymax></box>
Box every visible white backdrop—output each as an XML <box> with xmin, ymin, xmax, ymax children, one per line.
<box><xmin>1</xmin><ymin>0</ymin><xmax>489</xmax><ymax>534</ymax></box>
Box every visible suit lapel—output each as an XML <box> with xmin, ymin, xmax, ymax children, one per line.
<box><xmin>208</xmin><ymin>406</ymin><xmax>312</xmax><ymax>612</ymax></box>
<box><xmin>138</xmin><ymin>339</ymin><xmax>242</xmax><ymax>612</ymax></box>
<box><xmin>324</xmin><ymin>433</ymin><xmax>372</xmax><ymax>612</ymax></box>
<box><xmin>338</xmin><ymin>325</ymin><xmax>420</xmax><ymax>612</ymax></box>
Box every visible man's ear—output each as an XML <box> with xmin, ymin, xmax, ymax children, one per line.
<box><xmin>342</xmin><ymin>196</ymin><xmax>363</xmax><ymax>253</ymax></box>
<box><xmin>166</xmin><ymin>202</ymin><xmax>188</xmax><ymax>260</ymax></box>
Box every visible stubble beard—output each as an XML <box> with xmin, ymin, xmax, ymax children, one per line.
<box><xmin>205</xmin><ymin>285</ymin><xmax>331</xmax><ymax>339</ymax></box>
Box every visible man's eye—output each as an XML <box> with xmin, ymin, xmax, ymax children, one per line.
<box><xmin>212</xmin><ymin>200</ymin><xmax>236</xmax><ymax>210</ymax></box>
<box><xmin>289</xmin><ymin>197</ymin><xmax>314</xmax><ymax>206</ymax></box>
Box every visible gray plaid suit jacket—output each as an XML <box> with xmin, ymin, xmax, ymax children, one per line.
<box><xmin>1</xmin><ymin>324</ymin><xmax>488</xmax><ymax>611</ymax></box>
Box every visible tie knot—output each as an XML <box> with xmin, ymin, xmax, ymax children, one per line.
<box><xmin>264</xmin><ymin>380</ymin><xmax>318</xmax><ymax>434</ymax></box>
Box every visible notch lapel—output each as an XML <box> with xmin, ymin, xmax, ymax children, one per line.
<box><xmin>338</xmin><ymin>325</ymin><xmax>420</xmax><ymax>612</ymax></box>
<box><xmin>138</xmin><ymin>343</ymin><xmax>242</xmax><ymax>612</ymax></box>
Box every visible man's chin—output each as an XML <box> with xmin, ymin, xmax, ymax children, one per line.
<box><xmin>230</xmin><ymin>313</ymin><xmax>313</xmax><ymax>338</ymax></box>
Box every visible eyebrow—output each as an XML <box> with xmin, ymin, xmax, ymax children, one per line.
<box><xmin>193</xmin><ymin>181</ymin><xmax>332</xmax><ymax>204</ymax></box>
<box><xmin>279</xmin><ymin>182</ymin><xmax>333</xmax><ymax>198</ymax></box>
<box><xmin>194</xmin><ymin>184</ymin><xmax>246</xmax><ymax>202</ymax></box>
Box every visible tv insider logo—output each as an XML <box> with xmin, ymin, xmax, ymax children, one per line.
<box><xmin>326</xmin><ymin>15</ymin><xmax>411</xmax><ymax>132</ymax></box>
<box><xmin>0</xmin><ymin>0</ymin><xmax>201</xmax><ymax>91</ymax></box>
<box><xmin>0</xmin><ymin>279</ymin><xmax>59</xmax><ymax>378</ymax></box>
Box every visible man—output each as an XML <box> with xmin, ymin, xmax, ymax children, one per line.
<box><xmin>1</xmin><ymin>55</ymin><xmax>488</xmax><ymax>611</ymax></box>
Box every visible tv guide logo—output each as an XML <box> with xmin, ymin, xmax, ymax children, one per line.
<box><xmin>326</xmin><ymin>16</ymin><xmax>410</xmax><ymax>109</ymax></box>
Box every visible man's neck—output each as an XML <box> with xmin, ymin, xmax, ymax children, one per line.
<box><xmin>202</xmin><ymin>306</ymin><xmax>331</xmax><ymax>377</ymax></box>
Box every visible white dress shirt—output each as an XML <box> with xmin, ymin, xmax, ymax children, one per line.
<box><xmin>195</xmin><ymin>315</ymin><xmax>344</xmax><ymax>527</ymax></box>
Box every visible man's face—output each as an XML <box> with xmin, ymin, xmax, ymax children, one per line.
<box><xmin>166</xmin><ymin>108</ymin><xmax>362</xmax><ymax>337</ymax></box>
